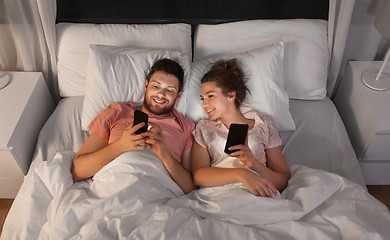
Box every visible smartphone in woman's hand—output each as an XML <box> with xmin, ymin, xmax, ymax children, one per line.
<box><xmin>224</xmin><ymin>123</ymin><xmax>248</xmax><ymax>154</ymax></box>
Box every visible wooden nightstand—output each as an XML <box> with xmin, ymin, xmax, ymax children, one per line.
<box><xmin>0</xmin><ymin>72</ymin><xmax>55</xmax><ymax>198</ymax></box>
<box><xmin>334</xmin><ymin>61</ymin><xmax>390</xmax><ymax>185</ymax></box>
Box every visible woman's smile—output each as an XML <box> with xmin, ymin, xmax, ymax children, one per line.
<box><xmin>206</xmin><ymin>108</ymin><xmax>215</xmax><ymax>115</ymax></box>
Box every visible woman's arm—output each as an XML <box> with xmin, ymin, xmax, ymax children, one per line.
<box><xmin>230</xmin><ymin>145</ymin><xmax>290</xmax><ymax>191</ymax></box>
<box><xmin>191</xmin><ymin>140</ymin><xmax>241</xmax><ymax>187</ymax></box>
<box><xmin>252</xmin><ymin>146</ymin><xmax>290</xmax><ymax>191</ymax></box>
<box><xmin>191</xmin><ymin>141</ymin><xmax>277</xmax><ymax>196</ymax></box>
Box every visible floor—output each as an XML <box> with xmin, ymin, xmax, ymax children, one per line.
<box><xmin>367</xmin><ymin>185</ymin><xmax>390</xmax><ymax>211</ymax></box>
<box><xmin>0</xmin><ymin>198</ymin><xmax>13</xmax><ymax>236</ymax></box>
<box><xmin>1</xmin><ymin>186</ymin><xmax>389</xmax><ymax>236</ymax></box>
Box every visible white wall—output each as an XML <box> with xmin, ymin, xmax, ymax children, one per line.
<box><xmin>334</xmin><ymin>0</ymin><xmax>389</xmax><ymax>96</ymax></box>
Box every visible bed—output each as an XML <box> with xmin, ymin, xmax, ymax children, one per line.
<box><xmin>2</xmin><ymin>0</ymin><xmax>390</xmax><ymax>239</ymax></box>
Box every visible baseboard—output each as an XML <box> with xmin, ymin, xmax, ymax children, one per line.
<box><xmin>360</xmin><ymin>161</ymin><xmax>390</xmax><ymax>185</ymax></box>
<box><xmin>0</xmin><ymin>177</ymin><xmax>24</xmax><ymax>199</ymax></box>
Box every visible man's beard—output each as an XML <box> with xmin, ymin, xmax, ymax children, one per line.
<box><xmin>143</xmin><ymin>96</ymin><xmax>175</xmax><ymax>116</ymax></box>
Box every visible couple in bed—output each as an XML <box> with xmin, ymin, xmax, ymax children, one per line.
<box><xmin>72</xmin><ymin>58</ymin><xmax>290</xmax><ymax>197</ymax></box>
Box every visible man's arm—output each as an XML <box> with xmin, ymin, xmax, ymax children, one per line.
<box><xmin>72</xmin><ymin>123</ymin><xmax>147</xmax><ymax>181</ymax></box>
<box><xmin>144</xmin><ymin>123</ymin><xmax>195</xmax><ymax>193</ymax></box>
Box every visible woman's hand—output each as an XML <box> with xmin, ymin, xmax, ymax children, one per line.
<box><xmin>238</xmin><ymin>168</ymin><xmax>278</xmax><ymax>197</ymax></box>
<box><xmin>228</xmin><ymin>144</ymin><xmax>258</xmax><ymax>169</ymax></box>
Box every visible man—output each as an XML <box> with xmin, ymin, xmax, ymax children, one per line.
<box><xmin>72</xmin><ymin>59</ymin><xmax>195</xmax><ymax>193</ymax></box>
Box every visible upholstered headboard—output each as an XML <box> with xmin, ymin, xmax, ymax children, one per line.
<box><xmin>56</xmin><ymin>0</ymin><xmax>329</xmax><ymax>24</ymax></box>
<box><xmin>55</xmin><ymin>0</ymin><xmax>354</xmax><ymax>99</ymax></box>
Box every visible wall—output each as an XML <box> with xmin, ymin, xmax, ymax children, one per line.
<box><xmin>335</xmin><ymin>0</ymin><xmax>390</xmax><ymax>95</ymax></box>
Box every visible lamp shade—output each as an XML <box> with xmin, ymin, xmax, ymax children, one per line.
<box><xmin>367</xmin><ymin>0</ymin><xmax>385</xmax><ymax>15</ymax></box>
<box><xmin>0</xmin><ymin>72</ymin><xmax>11</xmax><ymax>90</ymax></box>
<box><xmin>362</xmin><ymin>0</ymin><xmax>390</xmax><ymax>91</ymax></box>
<box><xmin>374</xmin><ymin>0</ymin><xmax>390</xmax><ymax>37</ymax></box>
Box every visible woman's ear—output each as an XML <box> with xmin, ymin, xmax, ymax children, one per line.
<box><xmin>228</xmin><ymin>91</ymin><xmax>236</xmax><ymax>102</ymax></box>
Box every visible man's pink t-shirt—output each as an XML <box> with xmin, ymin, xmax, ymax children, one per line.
<box><xmin>88</xmin><ymin>102</ymin><xmax>195</xmax><ymax>163</ymax></box>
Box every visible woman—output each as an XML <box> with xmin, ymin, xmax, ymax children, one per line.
<box><xmin>191</xmin><ymin>59</ymin><xmax>290</xmax><ymax>197</ymax></box>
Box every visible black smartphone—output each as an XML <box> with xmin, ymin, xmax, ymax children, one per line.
<box><xmin>224</xmin><ymin>123</ymin><xmax>249</xmax><ymax>154</ymax></box>
<box><xmin>133</xmin><ymin>110</ymin><xmax>148</xmax><ymax>135</ymax></box>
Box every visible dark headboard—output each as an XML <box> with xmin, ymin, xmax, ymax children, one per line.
<box><xmin>56</xmin><ymin>0</ymin><xmax>329</xmax><ymax>61</ymax></box>
<box><xmin>56</xmin><ymin>0</ymin><xmax>329</xmax><ymax>25</ymax></box>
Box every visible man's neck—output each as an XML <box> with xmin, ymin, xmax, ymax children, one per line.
<box><xmin>139</xmin><ymin>105</ymin><xmax>173</xmax><ymax>118</ymax></box>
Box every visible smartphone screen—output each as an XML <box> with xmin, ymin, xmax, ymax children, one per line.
<box><xmin>224</xmin><ymin>123</ymin><xmax>249</xmax><ymax>154</ymax></box>
<box><xmin>133</xmin><ymin>110</ymin><xmax>148</xmax><ymax>135</ymax></box>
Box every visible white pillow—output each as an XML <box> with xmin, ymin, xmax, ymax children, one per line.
<box><xmin>81</xmin><ymin>45</ymin><xmax>190</xmax><ymax>131</ymax></box>
<box><xmin>184</xmin><ymin>42</ymin><xmax>295</xmax><ymax>131</ymax></box>
<box><xmin>56</xmin><ymin>23</ymin><xmax>192</xmax><ymax>97</ymax></box>
<box><xmin>194</xmin><ymin>19</ymin><xmax>329</xmax><ymax>100</ymax></box>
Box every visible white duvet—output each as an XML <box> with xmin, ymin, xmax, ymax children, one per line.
<box><xmin>2</xmin><ymin>148</ymin><xmax>390</xmax><ymax>240</ymax></box>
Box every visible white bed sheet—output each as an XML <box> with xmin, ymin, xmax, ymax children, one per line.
<box><xmin>3</xmin><ymin>96</ymin><xmax>386</xmax><ymax>239</ymax></box>
<box><xmin>281</xmin><ymin>97</ymin><xmax>366</xmax><ymax>186</ymax></box>
<box><xmin>31</xmin><ymin>96</ymin><xmax>365</xmax><ymax>186</ymax></box>
<box><xmin>2</xmin><ymin>143</ymin><xmax>390</xmax><ymax>239</ymax></box>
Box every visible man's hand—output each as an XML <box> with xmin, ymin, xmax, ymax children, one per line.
<box><xmin>143</xmin><ymin>122</ymin><xmax>171</xmax><ymax>160</ymax></box>
<box><xmin>113</xmin><ymin>122</ymin><xmax>149</xmax><ymax>153</ymax></box>
<box><xmin>143</xmin><ymin>122</ymin><xmax>195</xmax><ymax>193</ymax></box>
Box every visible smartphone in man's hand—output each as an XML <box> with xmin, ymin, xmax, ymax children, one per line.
<box><xmin>224</xmin><ymin>123</ymin><xmax>249</xmax><ymax>154</ymax></box>
<box><xmin>133</xmin><ymin>110</ymin><xmax>148</xmax><ymax>135</ymax></box>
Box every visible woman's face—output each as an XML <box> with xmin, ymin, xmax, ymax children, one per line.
<box><xmin>200</xmin><ymin>81</ymin><xmax>234</xmax><ymax>121</ymax></box>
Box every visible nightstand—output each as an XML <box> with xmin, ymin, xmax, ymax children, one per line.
<box><xmin>0</xmin><ymin>72</ymin><xmax>55</xmax><ymax>198</ymax></box>
<box><xmin>334</xmin><ymin>61</ymin><xmax>390</xmax><ymax>185</ymax></box>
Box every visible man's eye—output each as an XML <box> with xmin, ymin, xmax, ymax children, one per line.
<box><xmin>166</xmin><ymin>89</ymin><xmax>173</xmax><ymax>93</ymax></box>
<box><xmin>200</xmin><ymin>97</ymin><xmax>204</xmax><ymax>101</ymax></box>
<box><xmin>208</xmin><ymin>95</ymin><xmax>214</xmax><ymax>99</ymax></box>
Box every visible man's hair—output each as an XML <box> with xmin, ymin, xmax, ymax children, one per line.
<box><xmin>146</xmin><ymin>58</ymin><xmax>184</xmax><ymax>92</ymax></box>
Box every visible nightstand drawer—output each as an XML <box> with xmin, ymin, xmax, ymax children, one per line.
<box><xmin>0</xmin><ymin>151</ymin><xmax>24</xmax><ymax>198</ymax></box>
<box><xmin>363</xmin><ymin>134</ymin><xmax>390</xmax><ymax>161</ymax></box>
<box><xmin>334</xmin><ymin>61</ymin><xmax>390</xmax><ymax>185</ymax></box>
<box><xmin>334</xmin><ymin>61</ymin><xmax>390</xmax><ymax>161</ymax></box>
<box><xmin>0</xmin><ymin>72</ymin><xmax>54</xmax><ymax>173</ymax></box>
<box><xmin>360</xmin><ymin>161</ymin><xmax>390</xmax><ymax>185</ymax></box>
<box><xmin>0</xmin><ymin>72</ymin><xmax>55</xmax><ymax>198</ymax></box>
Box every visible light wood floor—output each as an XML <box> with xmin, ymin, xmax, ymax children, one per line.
<box><xmin>1</xmin><ymin>186</ymin><xmax>389</xmax><ymax>236</ymax></box>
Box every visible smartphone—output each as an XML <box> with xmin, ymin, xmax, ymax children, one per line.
<box><xmin>224</xmin><ymin>123</ymin><xmax>249</xmax><ymax>154</ymax></box>
<box><xmin>133</xmin><ymin>110</ymin><xmax>149</xmax><ymax>135</ymax></box>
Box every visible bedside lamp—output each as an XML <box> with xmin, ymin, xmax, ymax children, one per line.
<box><xmin>0</xmin><ymin>72</ymin><xmax>11</xmax><ymax>90</ymax></box>
<box><xmin>362</xmin><ymin>0</ymin><xmax>390</xmax><ymax>91</ymax></box>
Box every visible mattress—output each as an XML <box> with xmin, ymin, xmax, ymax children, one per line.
<box><xmin>3</xmin><ymin>97</ymin><xmax>389</xmax><ymax>240</ymax></box>
<box><xmin>31</xmin><ymin>96</ymin><xmax>365</xmax><ymax>186</ymax></box>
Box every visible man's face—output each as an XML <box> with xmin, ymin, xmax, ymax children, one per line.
<box><xmin>142</xmin><ymin>71</ymin><xmax>181</xmax><ymax>116</ymax></box>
